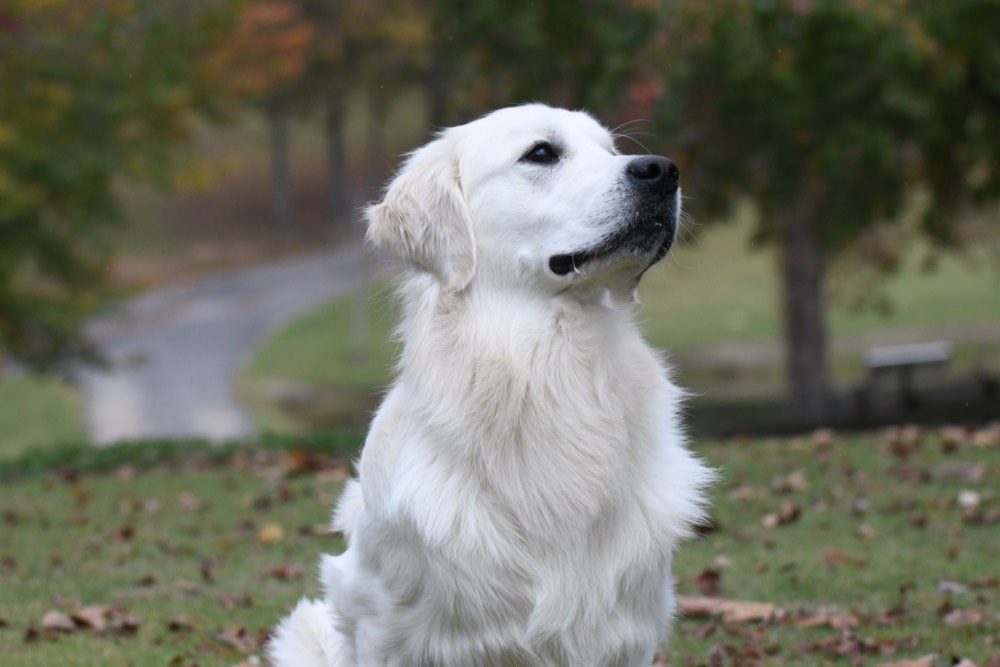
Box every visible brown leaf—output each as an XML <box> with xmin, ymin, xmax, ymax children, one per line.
<box><xmin>856</xmin><ymin>523</ymin><xmax>879</xmax><ymax>540</ymax></box>
<box><xmin>41</xmin><ymin>610</ymin><xmax>76</xmax><ymax>634</ymax></box>
<box><xmin>877</xmin><ymin>659</ymin><xmax>937</xmax><ymax>667</ymax></box>
<box><xmin>217</xmin><ymin>592</ymin><xmax>253</xmax><ymax>611</ymax></box>
<box><xmin>971</xmin><ymin>424</ymin><xmax>1000</xmax><ymax>448</ymax></box>
<box><xmin>706</xmin><ymin>643</ymin><xmax>728</xmax><ymax>667</ymax></box>
<box><xmin>728</xmin><ymin>485</ymin><xmax>764</xmax><ymax>501</ymax></box>
<box><xmin>175</xmin><ymin>579</ymin><xmax>202</xmax><ymax>594</ymax></box>
<box><xmin>71</xmin><ymin>605</ymin><xmax>110</xmax><ymax>633</ymax></box>
<box><xmin>167</xmin><ymin>615</ymin><xmax>197</xmax><ymax>632</ymax></box>
<box><xmin>695</xmin><ymin>568</ymin><xmax>723</xmax><ymax>597</ymax></box>
<box><xmin>678</xmin><ymin>595</ymin><xmax>775</xmax><ymax>623</ymax></box>
<box><xmin>214</xmin><ymin>624</ymin><xmax>259</xmax><ymax>653</ymax></box>
<box><xmin>772</xmin><ymin>469</ymin><xmax>809</xmax><ymax>494</ymax></box>
<box><xmin>177</xmin><ymin>491</ymin><xmax>205</xmax><ymax>513</ymax></box>
<box><xmin>200</xmin><ymin>558</ymin><xmax>216</xmax><ymax>583</ymax></box>
<box><xmin>795</xmin><ymin>611</ymin><xmax>860</xmax><ymax>630</ymax></box>
<box><xmin>943</xmin><ymin>608</ymin><xmax>986</xmax><ymax>627</ymax></box>
<box><xmin>762</xmin><ymin>500</ymin><xmax>801</xmax><ymax>529</ymax></box>
<box><xmin>265</xmin><ymin>564</ymin><xmax>304</xmax><ymax>580</ymax></box>
<box><xmin>109</xmin><ymin>612</ymin><xmax>140</xmax><ymax>636</ymax></box>
<box><xmin>257</xmin><ymin>522</ymin><xmax>285</xmax><ymax>545</ymax></box>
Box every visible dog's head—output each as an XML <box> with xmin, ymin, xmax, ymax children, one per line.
<box><xmin>367</xmin><ymin>104</ymin><xmax>680</xmax><ymax>296</ymax></box>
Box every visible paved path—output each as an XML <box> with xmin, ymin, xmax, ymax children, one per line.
<box><xmin>79</xmin><ymin>244</ymin><xmax>372</xmax><ymax>445</ymax></box>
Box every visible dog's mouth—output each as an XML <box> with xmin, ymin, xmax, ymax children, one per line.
<box><xmin>549</xmin><ymin>210</ymin><xmax>676</xmax><ymax>277</ymax></box>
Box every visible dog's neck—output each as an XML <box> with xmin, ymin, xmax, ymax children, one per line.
<box><xmin>388</xmin><ymin>272</ymin><xmax>679</xmax><ymax>532</ymax></box>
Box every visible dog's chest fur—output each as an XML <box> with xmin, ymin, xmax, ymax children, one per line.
<box><xmin>322</xmin><ymin>287</ymin><xmax>709</xmax><ymax>666</ymax></box>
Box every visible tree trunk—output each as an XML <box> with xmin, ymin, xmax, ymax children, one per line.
<box><xmin>778</xmin><ymin>190</ymin><xmax>831</xmax><ymax>424</ymax></box>
<box><xmin>266</xmin><ymin>95</ymin><xmax>293</xmax><ymax>242</ymax></box>
<box><xmin>324</xmin><ymin>95</ymin><xmax>351</xmax><ymax>231</ymax></box>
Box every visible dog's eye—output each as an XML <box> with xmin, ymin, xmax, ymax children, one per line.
<box><xmin>521</xmin><ymin>142</ymin><xmax>559</xmax><ymax>165</ymax></box>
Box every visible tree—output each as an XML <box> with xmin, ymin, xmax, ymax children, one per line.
<box><xmin>0</xmin><ymin>0</ymin><xmax>239</xmax><ymax>370</ymax></box>
<box><xmin>652</xmin><ymin>0</ymin><xmax>1000</xmax><ymax>422</ymax></box>
<box><xmin>427</xmin><ymin>0</ymin><xmax>660</xmax><ymax>124</ymax></box>
<box><xmin>204</xmin><ymin>1</ymin><xmax>315</xmax><ymax>240</ymax></box>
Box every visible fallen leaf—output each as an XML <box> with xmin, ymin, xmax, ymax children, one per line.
<box><xmin>856</xmin><ymin>523</ymin><xmax>879</xmax><ymax>540</ymax></box>
<box><xmin>937</xmin><ymin>580</ymin><xmax>970</xmax><ymax>595</ymax></box>
<box><xmin>678</xmin><ymin>596</ymin><xmax>775</xmax><ymax>623</ymax></box>
<box><xmin>877</xmin><ymin>658</ymin><xmax>936</xmax><ymax>667</ymax></box>
<box><xmin>258</xmin><ymin>523</ymin><xmax>285</xmax><ymax>545</ymax></box>
<box><xmin>795</xmin><ymin>611</ymin><xmax>860</xmax><ymax>630</ymax></box>
<box><xmin>265</xmin><ymin>564</ymin><xmax>304</xmax><ymax>580</ymax></box>
<box><xmin>41</xmin><ymin>610</ymin><xmax>75</xmax><ymax>634</ymax></box>
<box><xmin>109</xmin><ymin>612</ymin><xmax>140</xmax><ymax>635</ymax></box>
<box><xmin>943</xmin><ymin>608</ymin><xmax>986</xmax><ymax>627</ymax></box>
<box><xmin>712</xmin><ymin>554</ymin><xmax>733</xmax><ymax>569</ymax></box>
<box><xmin>695</xmin><ymin>568</ymin><xmax>722</xmax><ymax>596</ymax></box>
<box><xmin>214</xmin><ymin>624</ymin><xmax>259</xmax><ymax>653</ymax></box>
<box><xmin>971</xmin><ymin>424</ymin><xmax>1000</xmax><ymax>448</ymax></box>
<box><xmin>167</xmin><ymin>615</ymin><xmax>197</xmax><ymax>632</ymax></box>
<box><xmin>939</xmin><ymin>425</ymin><xmax>969</xmax><ymax>452</ymax></box>
<box><xmin>762</xmin><ymin>500</ymin><xmax>801</xmax><ymax>529</ymax></box>
<box><xmin>772</xmin><ymin>469</ymin><xmax>809</xmax><ymax>494</ymax></box>
<box><xmin>957</xmin><ymin>490</ymin><xmax>981</xmax><ymax>510</ymax></box>
<box><xmin>217</xmin><ymin>592</ymin><xmax>253</xmax><ymax>611</ymax></box>
<box><xmin>177</xmin><ymin>491</ymin><xmax>205</xmax><ymax>513</ymax></box>
<box><xmin>71</xmin><ymin>605</ymin><xmax>110</xmax><ymax>632</ymax></box>
<box><xmin>175</xmin><ymin>579</ymin><xmax>202</xmax><ymax>594</ymax></box>
<box><xmin>728</xmin><ymin>485</ymin><xmax>763</xmax><ymax>501</ymax></box>
<box><xmin>229</xmin><ymin>658</ymin><xmax>263</xmax><ymax>667</ymax></box>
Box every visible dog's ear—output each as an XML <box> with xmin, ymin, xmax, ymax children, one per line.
<box><xmin>366</xmin><ymin>130</ymin><xmax>475</xmax><ymax>292</ymax></box>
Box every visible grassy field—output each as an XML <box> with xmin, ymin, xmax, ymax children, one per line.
<box><xmin>0</xmin><ymin>376</ymin><xmax>86</xmax><ymax>461</ymax></box>
<box><xmin>242</xmin><ymin>220</ymin><xmax>1000</xmax><ymax>431</ymax></box>
<box><xmin>0</xmin><ymin>428</ymin><xmax>997</xmax><ymax>666</ymax></box>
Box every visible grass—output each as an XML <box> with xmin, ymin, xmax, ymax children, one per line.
<box><xmin>0</xmin><ymin>376</ymin><xmax>86</xmax><ymax>461</ymax></box>
<box><xmin>0</xmin><ymin>428</ymin><xmax>997</xmax><ymax>666</ymax></box>
<box><xmin>241</xmin><ymin>220</ymin><xmax>1000</xmax><ymax>431</ymax></box>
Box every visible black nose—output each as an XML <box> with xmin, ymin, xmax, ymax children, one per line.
<box><xmin>626</xmin><ymin>156</ymin><xmax>679</xmax><ymax>192</ymax></box>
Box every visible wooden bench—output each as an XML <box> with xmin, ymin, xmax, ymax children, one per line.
<box><xmin>863</xmin><ymin>341</ymin><xmax>953</xmax><ymax>407</ymax></box>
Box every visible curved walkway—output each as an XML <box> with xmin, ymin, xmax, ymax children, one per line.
<box><xmin>78</xmin><ymin>244</ymin><xmax>373</xmax><ymax>445</ymax></box>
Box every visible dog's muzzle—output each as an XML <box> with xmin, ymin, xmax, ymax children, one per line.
<box><xmin>549</xmin><ymin>156</ymin><xmax>679</xmax><ymax>277</ymax></box>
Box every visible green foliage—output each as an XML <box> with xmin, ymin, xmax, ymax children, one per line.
<box><xmin>429</xmin><ymin>0</ymin><xmax>659</xmax><ymax>120</ymax></box>
<box><xmin>0</xmin><ymin>0</ymin><xmax>237</xmax><ymax>370</ymax></box>
<box><xmin>655</xmin><ymin>0</ymin><xmax>1000</xmax><ymax>248</ymax></box>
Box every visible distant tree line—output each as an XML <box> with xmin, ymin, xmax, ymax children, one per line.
<box><xmin>1</xmin><ymin>0</ymin><xmax>997</xmax><ymax>421</ymax></box>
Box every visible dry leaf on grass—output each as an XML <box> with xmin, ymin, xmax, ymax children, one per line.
<box><xmin>695</xmin><ymin>568</ymin><xmax>722</xmax><ymax>596</ymax></box>
<box><xmin>265</xmin><ymin>564</ymin><xmax>304</xmax><ymax>580</ymax></box>
<box><xmin>71</xmin><ymin>605</ymin><xmax>110</xmax><ymax>632</ymax></box>
<box><xmin>794</xmin><ymin>611</ymin><xmax>860</xmax><ymax>630</ymax></box>
<box><xmin>762</xmin><ymin>500</ymin><xmax>801</xmax><ymax>529</ymax></box>
<box><xmin>41</xmin><ymin>610</ymin><xmax>75</xmax><ymax>634</ymax></box>
<box><xmin>678</xmin><ymin>596</ymin><xmax>775</xmax><ymax>623</ymax></box>
<box><xmin>257</xmin><ymin>522</ymin><xmax>285</xmax><ymax>544</ymax></box>
<box><xmin>942</xmin><ymin>608</ymin><xmax>986</xmax><ymax>627</ymax></box>
<box><xmin>877</xmin><ymin>659</ymin><xmax>937</xmax><ymax>667</ymax></box>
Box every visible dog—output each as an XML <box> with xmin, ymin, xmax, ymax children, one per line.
<box><xmin>268</xmin><ymin>104</ymin><xmax>713</xmax><ymax>667</ymax></box>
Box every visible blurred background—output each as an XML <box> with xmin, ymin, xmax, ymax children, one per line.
<box><xmin>1</xmin><ymin>0</ymin><xmax>998</xmax><ymax>456</ymax></box>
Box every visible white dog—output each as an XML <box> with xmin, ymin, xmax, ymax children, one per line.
<box><xmin>268</xmin><ymin>104</ymin><xmax>712</xmax><ymax>667</ymax></box>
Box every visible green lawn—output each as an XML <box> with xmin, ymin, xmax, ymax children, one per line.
<box><xmin>0</xmin><ymin>429</ymin><xmax>997</xmax><ymax>665</ymax></box>
<box><xmin>242</xmin><ymin>220</ymin><xmax>1000</xmax><ymax>431</ymax></box>
<box><xmin>0</xmin><ymin>376</ymin><xmax>86</xmax><ymax>461</ymax></box>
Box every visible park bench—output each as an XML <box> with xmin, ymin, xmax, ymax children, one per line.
<box><xmin>862</xmin><ymin>340</ymin><xmax>954</xmax><ymax>408</ymax></box>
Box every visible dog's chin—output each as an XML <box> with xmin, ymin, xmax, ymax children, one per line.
<box><xmin>549</xmin><ymin>214</ymin><xmax>676</xmax><ymax>283</ymax></box>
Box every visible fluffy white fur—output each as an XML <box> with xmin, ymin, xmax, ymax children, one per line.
<box><xmin>268</xmin><ymin>104</ymin><xmax>712</xmax><ymax>667</ymax></box>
